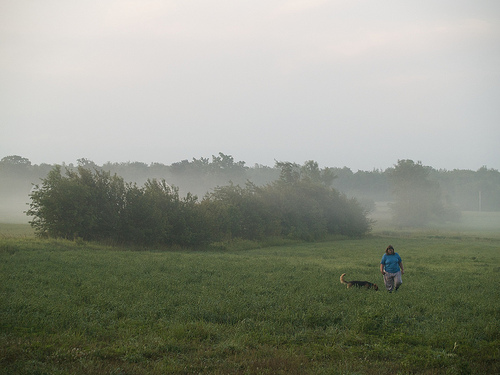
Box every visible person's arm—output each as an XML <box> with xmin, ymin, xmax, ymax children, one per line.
<box><xmin>380</xmin><ymin>263</ymin><xmax>385</xmax><ymax>275</ymax></box>
<box><xmin>399</xmin><ymin>261</ymin><xmax>404</xmax><ymax>274</ymax></box>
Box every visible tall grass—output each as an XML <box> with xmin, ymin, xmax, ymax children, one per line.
<box><xmin>2</xmin><ymin>211</ymin><xmax>500</xmax><ymax>374</ymax></box>
<box><xmin>1</xmin><ymin>230</ymin><xmax>499</xmax><ymax>374</ymax></box>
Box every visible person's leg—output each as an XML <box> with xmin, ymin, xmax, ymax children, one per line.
<box><xmin>383</xmin><ymin>272</ymin><xmax>394</xmax><ymax>292</ymax></box>
<box><xmin>394</xmin><ymin>271</ymin><xmax>403</xmax><ymax>291</ymax></box>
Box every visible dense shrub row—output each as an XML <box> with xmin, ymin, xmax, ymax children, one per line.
<box><xmin>27</xmin><ymin>165</ymin><xmax>370</xmax><ymax>247</ymax></box>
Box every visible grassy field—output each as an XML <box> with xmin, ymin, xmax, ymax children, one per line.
<box><xmin>0</xmin><ymin>215</ymin><xmax>499</xmax><ymax>374</ymax></box>
<box><xmin>0</xmin><ymin>222</ymin><xmax>35</xmax><ymax>238</ymax></box>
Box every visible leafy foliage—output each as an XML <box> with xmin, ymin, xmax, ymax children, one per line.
<box><xmin>26</xmin><ymin>166</ymin><xmax>126</xmax><ymax>241</ymax></box>
<box><xmin>389</xmin><ymin>160</ymin><xmax>461</xmax><ymax>227</ymax></box>
<box><xmin>3</xmin><ymin>154</ymin><xmax>500</xmax><ymax>229</ymax></box>
<box><xmin>26</xmin><ymin>161</ymin><xmax>370</xmax><ymax>246</ymax></box>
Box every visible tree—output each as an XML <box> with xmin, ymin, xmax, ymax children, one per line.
<box><xmin>275</xmin><ymin>161</ymin><xmax>301</xmax><ymax>185</ymax></box>
<box><xmin>25</xmin><ymin>160</ymin><xmax>371</xmax><ymax>245</ymax></box>
<box><xmin>1</xmin><ymin>155</ymin><xmax>31</xmax><ymax>167</ymax></box>
<box><xmin>389</xmin><ymin>160</ymin><xmax>444</xmax><ymax>227</ymax></box>
<box><xmin>270</xmin><ymin>161</ymin><xmax>370</xmax><ymax>238</ymax></box>
<box><xmin>27</xmin><ymin>166</ymin><xmax>126</xmax><ymax>240</ymax></box>
<box><xmin>300</xmin><ymin>160</ymin><xmax>337</xmax><ymax>187</ymax></box>
<box><xmin>275</xmin><ymin>160</ymin><xmax>337</xmax><ymax>187</ymax></box>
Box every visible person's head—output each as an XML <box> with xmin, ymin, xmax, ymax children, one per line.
<box><xmin>386</xmin><ymin>245</ymin><xmax>395</xmax><ymax>255</ymax></box>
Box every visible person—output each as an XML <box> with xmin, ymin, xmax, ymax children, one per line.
<box><xmin>380</xmin><ymin>245</ymin><xmax>404</xmax><ymax>292</ymax></box>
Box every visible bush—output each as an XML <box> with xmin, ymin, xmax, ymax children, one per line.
<box><xmin>27</xmin><ymin>164</ymin><xmax>370</xmax><ymax>247</ymax></box>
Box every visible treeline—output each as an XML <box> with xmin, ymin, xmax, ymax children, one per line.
<box><xmin>26</xmin><ymin>162</ymin><xmax>370</xmax><ymax>246</ymax></box>
<box><xmin>2</xmin><ymin>153</ymin><xmax>500</xmax><ymax>223</ymax></box>
<box><xmin>332</xmin><ymin>165</ymin><xmax>500</xmax><ymax>212</ymax></box>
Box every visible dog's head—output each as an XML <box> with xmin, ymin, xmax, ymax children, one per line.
<box><xmin>373</xmin><ymin>284</ymin><xmax>379</xmax><ymax>291</ymax></box>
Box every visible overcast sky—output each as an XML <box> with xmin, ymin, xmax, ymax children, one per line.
<box><xmin>1</xmin><ymin>1</ymin><xmax>499</xmax><ymax>171</ymax></box>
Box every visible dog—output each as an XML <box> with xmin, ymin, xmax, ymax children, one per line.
<box><xmin>340</xmin><ymin>273</ymin><xmax>379</xmax><ymax>291</ymax></box>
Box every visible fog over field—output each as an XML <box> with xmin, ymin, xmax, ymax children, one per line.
<box><xmin>1</xmin><ymin>155</ymin><xmax>499</xmax><ymax>227</ymax></box>
<box><xmin>1</xmin><ymin>1</ymin><xmax>499</xmax><ymax>172</ymax></box>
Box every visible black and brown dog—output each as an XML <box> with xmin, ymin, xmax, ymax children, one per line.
<box><xmin>340</xmin><ymin>273</ymin><xmax>379</xmax><ymax>291</ymax></box>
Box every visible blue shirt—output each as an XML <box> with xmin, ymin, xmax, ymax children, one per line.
<box><xmin>381</xmin><ymin>253</ymin><xmax>402</xmax><ymax>273</ymax></box>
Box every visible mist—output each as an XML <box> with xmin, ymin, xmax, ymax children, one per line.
<box><xmin>1</xmin><ymin>155</ymin><xmax>499</xmax><ymax>229</ymax></box>
<box><xmin>1</xmin><ymin>1</ymin><xmax>499</xmax><ymax>172</ymax></box>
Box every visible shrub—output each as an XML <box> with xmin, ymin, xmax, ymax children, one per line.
<box><xmin>27</xmin><ymin>164</ymin><xmax>370</xmax><ymax>246</ymax></box>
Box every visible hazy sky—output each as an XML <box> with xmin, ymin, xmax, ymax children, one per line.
<box><xmin>1</xmin><ymin>1</ymin><xmax>499</xmax><ymax>171</ymax></box>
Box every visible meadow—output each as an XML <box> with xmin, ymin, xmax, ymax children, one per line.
<box><xmin>0</xmin><ymin>213</ymin><xmax>499</xmax><ymax>374</ymax></box>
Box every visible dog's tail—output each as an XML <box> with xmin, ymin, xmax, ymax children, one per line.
<box><xmin>340</xmin><ymin>273</ymin><xmax>348</xmax><ymax>284</ymax></box>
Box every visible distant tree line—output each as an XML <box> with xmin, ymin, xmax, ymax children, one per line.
<box><xmin>26</xmin><ymin>161</ymin><xmax>370</xmax><ymax>246</ymax></box>
<box><xmin>388</xmin><ymin>160</ymin><xmax>463</xmax><ymax>227</ymax></box>
<box><xmin>2</xmin><ymin>153</ymin><xmax>500</xmax><ymax>225</ymax></box>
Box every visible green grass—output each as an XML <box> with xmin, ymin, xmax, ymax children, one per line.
<box><xmin>1</xmin><ymin>234</ymin><xmax>499</xmax><ymax>374</ymax></box>
<box><xmin>0</xmin><ymin>223</ymin><xmax>34</xmax><ymax>238</ymax></box>
<box><xmin>370</xmin><ymin>207</ymin><xmax>500</xmax><ymax>239</ymax></box>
